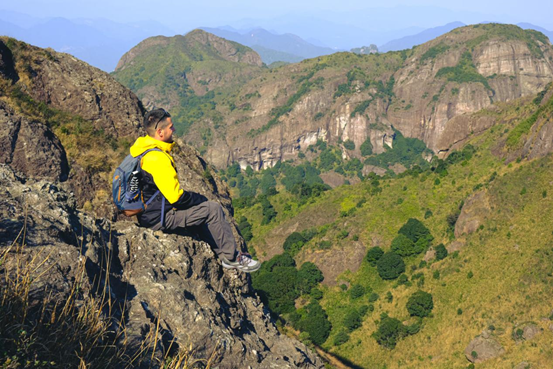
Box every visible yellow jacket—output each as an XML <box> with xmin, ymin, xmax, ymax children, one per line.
<box><xmin>130</xmin><ymin>135</ymin><xmax>182</xmax><ymax>204</ymax></box>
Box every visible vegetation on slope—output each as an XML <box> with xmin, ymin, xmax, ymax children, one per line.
<box><xmin>229</xmin><ymin>90</ymin><xmax>553</xmax><ymax>368</ymax></box>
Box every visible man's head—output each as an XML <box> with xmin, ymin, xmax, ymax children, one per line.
<box><xmin>144</xmin><ymin>108</ymin><xmax>175</xmax><ymax>143</ymax></box>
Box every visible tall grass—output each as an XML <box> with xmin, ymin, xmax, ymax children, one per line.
<box><xmin>0</xmin><ymin>213</ymin><xmax>216</xmax><ymax>368</ymax></box>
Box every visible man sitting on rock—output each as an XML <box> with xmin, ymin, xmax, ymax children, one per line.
<box><xmin>129</xmin><ymin>108</ymin><xmax>261</xmax><ymax>273</ymax></box>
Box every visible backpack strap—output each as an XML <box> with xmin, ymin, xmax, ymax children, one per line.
<box><xmin>139</xmin><ymin>148</ymin><xmax>168</xmax><ymax>229</ymax></box>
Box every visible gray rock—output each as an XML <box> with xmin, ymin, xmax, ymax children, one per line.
<box><xmin>464</xmin><ymin>335</ymin><xmax>505</xmax><ymax>363</ymax></box>
<box><xmin>0</xmin><ymin>164</ymin><xmax>323</xmax><ymax>368</ymax></box>
<box><xmin>0</xmin><ymin>103</ymin><xmax>69</xmax><ymax>182</ymax></box>
<box><xmin>455</xmin><ymin>191</ymin><xmax>491</xmax><ymax>238</ymax></box>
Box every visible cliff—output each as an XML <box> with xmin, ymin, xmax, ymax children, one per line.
<box><xmin>114</xmin><ymin>24</ymin><xmax>553</xmax><ymax>171</ymax></box>
<box><xmin>0</xmin><ymin>37</ymin><xmax>323</xmax><ymax>368</ymax></box>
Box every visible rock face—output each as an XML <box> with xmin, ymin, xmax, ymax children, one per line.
<box><xmin>0</xmin><ymin>164</ymin><xmax>322</xmax><ymax>368</ymax></box>
<box><xmin>0</xmin><ymin>37</ymin><xmax>146</xmax><ymax>216</ymax></box>
<box><xmin>464</xmin><ymin>334</ymin><xmax>505</xmax><ymax>363</ymax></box>
<box><xmin>113</xmin><ymin>24</ymin><xmax>553</xmax><ymax>170</ymax></box>
<box><xmin>455</xmin><ymin>191</ymin><xmax>491</xmax><ymax>238</ymax></box>
<box><xmin>0</xmin><ymin>37</ymin><xmax>322</xmax><ymax>368</ymax></box>
<box><xmin>0</xmin><ymin>102</ymin><xmax>69</xmax><ymax>181</ymax></box>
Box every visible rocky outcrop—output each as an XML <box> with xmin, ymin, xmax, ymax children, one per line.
<box><xmin>0</xmin><ymin>37</ymin><xmax>323</xmax><ymax>367</ymax></box>
<box><xmin>181</xmin><ymin>25</ymin><xmax>553</xmax><ymax>169</ymax></box>
<box><xmin>455</xmin><ymin>191</ymin><xmax>491</xmax><ymax>238</ymax></box>
<box><xmin>0</xmin><ymin>102</ymin><xmax>69</xmax><ymax>181</ymax></box>
<box><xmin>0</xmin><ymin>39</ymin><xmax>17</xmax><ymax>84</ymax></box>
<box><xmin>464</xmin><ymin>332</ymin><xmax>505</xmax><ymax>363</ymax></box>
<box><xmin>0</xmin><ymin>163</ymin><xmax>322</xmax><ymax>368</ymax></box>
<box><xmin>10</xmin><ymin>41</ymin><xmax>145</xmax><ymax>140</ymax></box>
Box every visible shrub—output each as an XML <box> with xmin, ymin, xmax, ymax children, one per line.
<box><xmin>373</xmin><ymin>316</ymin><xmax>406</xmax><ymax>349</ymax></box>
<box><xmin>350</xmin><ymin>284</ymin><xmax>365</xmax><ymax>300</ymax></box>
<box><xmin>360</xmin><ymin>138</ymin><xmax>373</xmax><ymax>156</ymax></box>
<box><xmin>398</xmin><ymin>218</ymin><xmax>432</xmax><ymax>245</ymax></box>
<box><xmin>386</xmin><ymin>291</ymin><xmax>393</xmax><ymax>303</ymax></box>
<box><xmin>283</xmin><ymin>232</ymin><xmax>306</xmax><ymax>257</ymax></box>
<box><xmin>358</xmin><ymin>305</ymin><xmax>370</xmax><ymax>317</ymax></box>
<box><xmin>365</xmin><ymin>246</ymin><xmax>384</xmax><ymax>266</ymax></box>
<box><xmin>297</xmin><ymin>301</ymin><xmax>331</xmax><ymax>345</ymax></box>
<box><xmin>344</xmin><ymin>309</ymin><xmax>362</xmax><ymax>332</ymax></box>
<box><xmin>334</xmin><ymin>330</ymin><xmax>349</xmax><ymax>346</ymax></box>
<box><xmin>297</xmin><ymin>262</ymin><xmax>324</xmax><ymax>294</ymax></box>
<box><xmin>310</xmin><ymin>288</ymin><xmax>323</xmax><ymax>300</ymax></box>
<box><xmin>368</xmin><ymin>292</ymin><xmax>379</xmax><ymax>303</ymax></box>
<box><xmin>377</xmin><ymin>253</ymin><xmax>406</xmax><ymax>280</ymax></box>
<box><xmin>343</xmin><ymin>140</ymin><xmax>355</xmax><ymax>150</ymax></box>
<box><xmin>397</xmin><ymin>274</ymin><xmax>409</xmax><ymax>285</ymax></box>
<box><xmin>237</xmin><ymin>216</ymin><xmax>253</xmax><ymax>242</ymax></box>
<box><xmin>435</xmin><ymin>244</ymin><xmax>448</xmax><ymax>260</ymax></box>
<box><xmin>406</xmin><ymin>291</ymin><xmax>434</xmax><ymax>318</ymax></box>
<box><xmin>405</xmin><ymin>320</ymin><xmax>422</xmax><ymax>335</ymax></box>
<box><xmin>391</xmin><ymin>234</ymin><xmax>416</xmax><ymax>257</ymax></box>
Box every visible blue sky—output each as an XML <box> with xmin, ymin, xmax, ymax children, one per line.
<box><xmin>2</xmin><ymin>0</ymin><xmax>553</xmax><ymax>30</ymax></box>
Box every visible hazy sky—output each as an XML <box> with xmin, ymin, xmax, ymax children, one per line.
<box><xmin>2</xmin><ymin>0</ymin><xmax>553</xmax><ymax>31</ymax></box>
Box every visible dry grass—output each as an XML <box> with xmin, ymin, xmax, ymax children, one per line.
<box><xmin>0</xmin><ymin>214</ymin><xmax>217</xmax><ymax>369</ymax></box>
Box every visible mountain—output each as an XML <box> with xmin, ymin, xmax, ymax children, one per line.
<box><xmin>114</xmin><ymin>24</ymin><xmax>553</xmax><ymax>172</ymax></box>
<box><xmin>518</xmin><ymin>22</ymin><xmax>553</xmax><ymax>42</ymax></box>
<box><xmin>0</xmin><ymin>36</ymin><xmax>322</xmax><ymax>367</ymax></box>
<box><xmin>200</xmin><ymin>26</ymin><xmax>336</xmax><ymax>63</ymax></box>
<box><xmin>0</xmin><ymin>13</ymin><xmax>176</xmax><ymax>72</ymax></box>
<box><xmin>250</xmin><ymin>44</ymin><xmax>303</xmax><ymax>64</ymax></box>
<box><xmin>379</xmin><ymin>21</ymin><xmax>466</xmax><ymax>52</ymax></box>
<box><xmin>113</xmin><ymin>29</ymin><xmax>264</xmax><ymax>137</ymax></box>
<box><xmin>227</xmin><ymin>82</ymin><xmax>553</xmax><ymax>368</ymax></box>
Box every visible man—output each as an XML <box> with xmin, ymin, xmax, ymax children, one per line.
<box><xmin>129</xmin><ymin>108</ymin><xmax>260</xmax><ymax>273</ymax></box>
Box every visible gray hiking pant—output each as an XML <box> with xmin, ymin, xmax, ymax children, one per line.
<box><xmin>163</xmin><ymin>201</ymin><xmax>237</xmax><ymax>260</ymax></box>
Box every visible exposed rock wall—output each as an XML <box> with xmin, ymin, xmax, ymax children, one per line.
<box><xmin>0</xmin><ymin>102</ymin><xmax>69</xmax><ymax>181</ymax></box>
<box><xmin>0</xmin><ymin>164</ymin><xmax>323</xmax><ymax>368</ymax></box>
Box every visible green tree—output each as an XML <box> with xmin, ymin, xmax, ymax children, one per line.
<box><xmin>297</xmin><ymin>300</ymin><xmax>331</xmax><ymax>345</ymax></box>
<box><xmin>343</xmin><ymin>309</ymin><xmax>362</xmax><ymax>332</ymax></box>
<box><xmin>343</xmin><ymin>140</ymin><xmax>355</xmax><ymax>150</ymax></box>
<box><xmin>260</xmin><ymin>172</ymin><xmax>277</xmax><ymax>194</ymax></box>
<box><xmin>377</xmin><ymin>252</ymin><xmax>405</xmax><ymax>280</ymax></box>
<box><xmin>360</xmin><ymin>137</ymin><xmax>373</xmax><ymax>156</ymax></box>
<box><xmin>365</xmin><ymin>246</ymin><xmax>384</xmax><ymax>266</ymax></box>
<box><xmin>373</xmin><ymin>316</ymin><xmax>406</xmax><ymax>349</ymax></box>
<box><xmin>391</xmin><ymin>234</ymin><xmax>417</xmax><ymax>257</ymax></box>
<box><xmin>260</xmin><ymin>196</ymin><xmax>277</xmax><ymax>224</ymax></box>
<box><xmin>406</xmin><ymin>291</ymin><xmax>434</xmax><ymax>318</ymax></box>
<box><xmin>283</xmin><ymin>232</ymin><xmax>306</xmax><ymax>256</ymax></box>
<box><xmin>252</xmin><ymin>266</ymin><xmax>299</xmax><ymax>314</ymax></box>
<box><xmin>349</xmin><ymin>284</ymin><xmax>365</xmax><ymax>300</ymax></box>
<box><xmin>237</xmin><ymin>216</ymin><xmax>253</xmax><ymax>242</ymax></box>
<box><xmin>333</xmin><ymin>330</ymin><xmax>349</xmax><ymax>346</ymax></box>
<box><xmin>435</xmin><ymin>244</ymin><xmax>448</xmax><ymax>261</ymax></box>
<box><xmin>297</xmin><ymin>262</ymin><xmax>324</xmax><ymax>294</ymax></box>
<box><xmin>398</xmin><ymin>218</ymin><xmax>432</xmax><ymax>244</ymax></box>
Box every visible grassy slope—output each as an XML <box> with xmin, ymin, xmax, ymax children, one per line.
<box><xmin>236</xmin><ymin>95</ymin><xmax>553</xmax><ymax>368</ymax></box>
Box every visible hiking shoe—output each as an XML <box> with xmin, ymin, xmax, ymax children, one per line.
<box><xmin>221</xmin><ymin>252</ymin><xmax>261</xmax><ymax>273</ymax></box>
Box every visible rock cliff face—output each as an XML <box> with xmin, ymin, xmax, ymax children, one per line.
<box><xmin>1</xmin><ymin>37</ymin><xmax>146</xmax><ymax>217</ymax></box>
<box><xmin>0</xmin><ymin>37</ymin><xmax>322</xmax><ymax>368</ymax></box>
<box><xmin>0</xmin><ymin>101</ymin><xmax>69</xmax><ymax>181</ymax></box>
<box><xmin>114</xmin><ymin>24</ymin><xmax>553</xmax><ymax>170</ymax></box>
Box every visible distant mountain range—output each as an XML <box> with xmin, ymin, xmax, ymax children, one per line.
<box><xmin>379</xmin><ymin>21</ymin><xmax>553</xmax><ymax>52</ymax></box>
<box><xmin>200</xmin><ymin>27</ymin><xmax>336</xmax><ymax>64</ymax></box>
<box><xmin>0</xmin><ymin>11</ymin><xmax>175</xmax><ymax>72</ymax></box>
<box><xmin>379</xmin><ymin>22</ymin><xmax>466</xmax><ymax>52</ymax></box>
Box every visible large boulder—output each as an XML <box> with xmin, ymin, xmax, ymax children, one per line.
<box><xmin>455</xmin><ymin>191</ymin><xmax>491</xmax><ymax>238</ymax></box>
<box><xmin>0</xmin><ymin>164</ymin><xmax>323</xmax><ymax>368</ymax></box>
<box><xmin>0</xmin><ymin>102</ymin><xmax>69</xmax><ymax>182</ymax></box>
<box><xmin>464</xmin><ymin>334</ymin><xmax>505</xmax><ymax>363</ymax></box>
